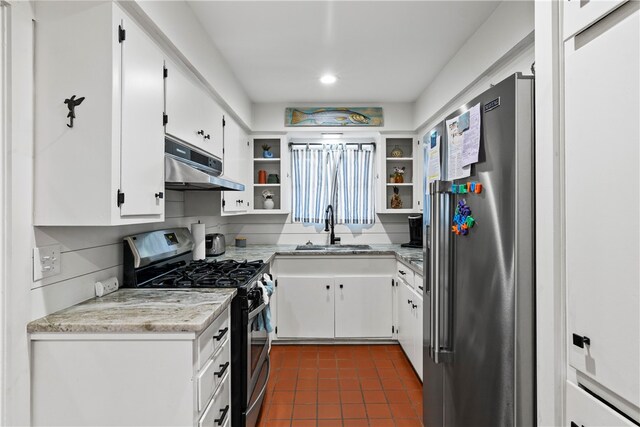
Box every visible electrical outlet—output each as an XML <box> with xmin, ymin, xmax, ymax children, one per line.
<box><xmin>33</xmin><ymin>244</ymin><xmax>61</xmax><ymax>281</ymax></box>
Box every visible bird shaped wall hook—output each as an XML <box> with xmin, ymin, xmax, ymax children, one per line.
<box><xmin>64</xmin><ymin>95</ymin><xmax>85</xmax><ymax>128</ymax></box>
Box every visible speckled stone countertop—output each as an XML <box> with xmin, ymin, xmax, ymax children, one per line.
<box><xmin>27</xmin><ymin>288</ymin><xmax>236</xmax><ymax>334</ymax></box>
<box><xmin>211</xmin><ymin>244</ymin><xmax>425</xmax><ymax>274</ymax></box>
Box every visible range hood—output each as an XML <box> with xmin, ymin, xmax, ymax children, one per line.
<box><xmin>164</xmin><ymin>136</ymin><xmax>244</xmax><ymax>191</ymax></box>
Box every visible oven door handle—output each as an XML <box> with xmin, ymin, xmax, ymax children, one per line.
<box><xmin>246</xmin><ymin>358</ymin><xmax>270</xmax><ymax>415</ymax></box>
<box><xmin>248</xmin><ymin>302</ymin><xmax>266</xmax><ymax>320</ymax></box>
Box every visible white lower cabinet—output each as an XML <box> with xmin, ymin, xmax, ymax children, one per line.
<box><xmin>335</xmin><ymin>276</ymin><xmax>393</xmax><ymax>338</ymax></box>
<box><xmin>30</xmin><ymin>308</ymin><xmax>231</xmax><ymax>426</ymax></box>
<box><xmin>566</xmin><ymin>381</ymin><xmax>636</xmax><ymax>427</ymax></box>
<box><xmin>396</xmin><ymin>271</ymin><xmax>423</xmax><ymax>380</ymax></box>
<box><xmin>274</xmin><ymin>256</ymin><xmax>395</xmax><ymax>340</ymax></box>
<box><xmin>277</xmin><ymin>276</ymin><xmax>335</xmax><ymax>339</ymax></box>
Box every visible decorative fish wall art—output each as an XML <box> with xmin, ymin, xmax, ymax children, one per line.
<box><xmin>284</xmin><ymin>107</ymin><xmax>383</xmax><ymax>127</ymax></box>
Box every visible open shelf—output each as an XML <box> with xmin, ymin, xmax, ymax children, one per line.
<box><xmin>254</xmin><ymin>183</ymin><xmax>280</xmax><ymax>187</ymax></box>
<box><xmin>386</xmin><ymin>157</ymin><xmax>413</xmax><ymax>162</ymax></box>
<box><xmin>386</xmin><ymin>183</ymin><xmax>413</xmax><ymax>186</ymax></box>
<box><xmin>253</xmin><ymin>158</ymin><xmax>281</xmax><ymax>162</ymax></box>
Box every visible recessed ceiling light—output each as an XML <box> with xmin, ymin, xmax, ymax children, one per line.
<box><xmin>320</xmin><ymin>74</ymin><xmax>337</xmax><ymax>85</ymax></box>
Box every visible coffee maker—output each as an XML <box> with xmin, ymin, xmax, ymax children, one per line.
<box><xmin>401</xmin><ymin>214</ymin><xmax>423</xmax><ymax>248</ymax></box>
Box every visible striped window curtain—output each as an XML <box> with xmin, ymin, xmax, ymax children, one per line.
<box><xmin>334</xmin><ymin>146</ymin><xmax>376</xmax><ymax>224</ymax></box>
<box><xmin>291</xmin><ymin>144</ymin><xmax>375</xmax><ymax>225</ymax></box>
<box><xmin>291</xmin><ymin>147</ymin><xmax>333</xmax><ymax>223</ymax></box>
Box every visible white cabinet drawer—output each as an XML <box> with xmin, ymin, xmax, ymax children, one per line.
<box><xmin>198</xmin><ymin>308</ymin><xmax>230</xmax><ymax>369</ymax></box>
<box><xmin>199</xmin><ymin>374</ymin><xmax>231</xmax><ymax>427</ymax></box>
<box><xmin>396</xmin><ymin>262</ymin><xmax>415</xmax><ymax>289</ymax></box>
<box><xmin>566</xmin><ymin>381</ymin><xmax>636</xmax><ymax>426</ymax></box>
<box><xmin>198</xmin><ymin>337</ymin><xmax>231</xmax><ymax>412</ymax></box>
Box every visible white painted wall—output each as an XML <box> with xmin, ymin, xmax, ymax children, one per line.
<box><xmin>252</xmin><ymin>102</ymin><xmax>414</xmax><ymax>133</ymax></box>
<box><xmin>534</xmin><ymin>2</ymin><xmax>565</xmax><ymax>425</ymax></box>
<box><xmin>132</xmin><ymin>1</ymin><xmax>252</xmax><ymax>129</ymax></box>
<box><xmin>413</xmin><ymin>0</ymin><xmax>535</xmax><ymax>131</ymax></box>
<box><xmin>416</xmin><ymin>43</ymin><xmax>534</xmax><ymax>136</ymax></box>
<box><xmin>5</xmin><ymin>3</ymin><xmax>36</xmax><ymax>424</ymax></box>
<box><xmin>226</xmin><ymin>213</ymin><xmax>412</xmax><ymax>246</ymax></box>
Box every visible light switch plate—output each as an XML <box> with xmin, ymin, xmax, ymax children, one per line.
<box><xmin>33</xmin><ymin>244</ymin><xmax>61</xmax><ymax>281</ymax></box>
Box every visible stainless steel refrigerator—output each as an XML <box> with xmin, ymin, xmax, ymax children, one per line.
<box><xmin>423</xmin><ymin>73</ymin><xmax>535</xmax><ymax>427</ymax></box>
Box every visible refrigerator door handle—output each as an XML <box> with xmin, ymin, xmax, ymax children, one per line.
<box><xmin>428</xmin><ymin>180</ymin><xmax>454</xmax><ymax>364</ymax></box>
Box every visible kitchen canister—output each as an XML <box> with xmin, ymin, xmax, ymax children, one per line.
<box><xmin>267</xmin><ymin>173</ymin><xmax>280</xmax><ymax>184</ymax></box>
<box><xmin>258</xmin><ymin>170</ymin><xmax>267</xmax><ymax>184</ymax></box>
<box><xmin>191</xmin><ymin>222</ymin><xmax>206</xmax><ymax>260</ymax></box>
<box><xmin>235</xmin><ymin>237</ymin><xmax>247</xmax><ymax>248</ymax></box>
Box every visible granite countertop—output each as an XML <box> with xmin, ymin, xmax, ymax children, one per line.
<box><xmin>211</xmin><ymin>244</ymin><xmax>424</xmax><ymax>274</ymax></box>
<box><xmin>27</xmin><ymin>288</ymin><xmax>236</xmax><ymax>334</ymax></box>
<box><xmin>29</xmin><ymin>244</ymin><xmax>422</xmax><ymax>335</ymax></box>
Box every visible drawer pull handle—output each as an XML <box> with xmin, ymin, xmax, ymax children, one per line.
<box><xmin>214</xmin><ymin>327</ymin><xmax>229</xmax><ymax>341</ymax></box>
<box><xmin>399</xmin><ymin>270</ymin><xmax>406</xmax><ymax>275</ymax></box>
<box><xmin>572</xmin><ymin>333</ymin><xmax>591</xmax><ymax>348</ymax></box>
<box><xmin>570</xmin><ymin>422</ymin><xmax>584</xmax><ymax>427</ymax></box>
<box><xmin>408</xmin><ymin>299</ymin><xmax>413</xmax><ymax>304</ymax></box>
<box><xmin>326</xmin><ymin>285</ymin><xmax>330</xmax><ymax>290</ymax></box>
<box><xmin>215</xmin><ymin>405</ymin><xmax>230</xmax><ymax>425</ymax></box>
<box><xmin>418</xmin><ymin>285</ymin><xmax>424</xmax><ymax>291</ymax></box>
<box><xmin>215</xmin><ymin>362</ymin><xmax>230</xmax><ymax>377</ymax></box>
<box><xmin>339</xmin><ymin>284</ymin><xmax>344</xmax><ymax>289</ymax></box>
<box><xmin>412</xmin><ymin>303</ymin><xmax>417</xmax><ymax>309</ymax></box>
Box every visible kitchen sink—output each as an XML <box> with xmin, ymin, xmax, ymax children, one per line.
<box><xmin>295</xmin><ymin>244</ymin><xmax>372</xmax><ymax>251</ymax></box>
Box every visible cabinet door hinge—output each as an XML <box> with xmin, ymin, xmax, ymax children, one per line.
<box><xmin>163</xmin><ymin>113</ymin><xmax>168</xmax><ymax>126</ymax></box>
<box><xmin>118</xmin><ymin>25</ymin><xmax>126</xmax><ymax>43</ymax></box>
<box><xmin>117</xmin><ymin>189</ymin><xmax>125</xmax><ymax>207</ymax></box>
<box><xmin>391</xmin><ymin>279</ymin><xmax>394</xmax><ymax>287</ymax></box>
<box><xmin>222</xmin><ymin>117</ymin><xmax>226</xmax><ymax>127</ymax></box>
<box><xmin>275</xmin><ymin>279</ymin><xmax>278</xmax><ymax>287</ymax></box>
<box><xmin>392</xmin><ymin>326</ymin><xmax>395</xmax><ymax>333</ymax></box>
<box><xmin>275</xmin><ymin>326</ymin><xmax>278</xmax><ymax>334</ymax></box>
<box><xmin>163</xmin><ymin>66</ymin><xmax>168</xmax><ymax>79</ymax></box>
<box><xmin>222</xmin><ymin>199</ymin><xmax>226</xmax><ymax>208</ymax></box>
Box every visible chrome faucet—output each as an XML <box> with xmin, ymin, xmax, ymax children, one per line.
<box><xmin>324</xmin><ymin>204</ymin><xmax>340</xmax><ymax>245</ymax></box>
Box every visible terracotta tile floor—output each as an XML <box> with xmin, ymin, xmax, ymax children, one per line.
<box><xmin>257</xmin><ymin>344</ymin><xmax>423</xmax><ymax>427</ymax></box>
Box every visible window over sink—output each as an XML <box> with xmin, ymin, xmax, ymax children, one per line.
<box><xmin>291</xmin><ymin>141</ymin><xmax>376</xmax><ymax>225</ymax></box>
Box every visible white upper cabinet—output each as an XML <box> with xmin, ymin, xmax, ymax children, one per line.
<box><xmin>165</xmin><ymin>61</ymin><xmax>223</xmax><ymax>159</ymax></box>
<box><xmin>34</xmin><ymin>2</ymin><xmax>165</xmax><ymax>226</ymax></box>
<box><xmin>221</xmin><ymin>116</ymin><xmax>251</xmax><ymax>214</ymax></box>
<box><xmin>120</xmin><ymin>12</ymin><xmax>165</xmax><ymax>217</ymax></box>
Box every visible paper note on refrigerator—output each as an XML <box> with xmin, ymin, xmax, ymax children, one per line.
<box><xmin>426</xmin><ymin>134</ymin><xmax>441</xmax><ymax>185</ymax></box>
<box><xmin>446</xmin><ymin>116</ymin><xmax>471</xmax><ymax>180</ymax></box>
<box><xmin>461</xmin><ymin>103</ymin><xmax>481</xmax><ymax>166</ymax></box>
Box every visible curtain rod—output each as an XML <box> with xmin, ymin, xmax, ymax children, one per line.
<box><xmin>288</xmin><ymin>141</ymin><xmax>376</xmax><ymax>150</ymax></box>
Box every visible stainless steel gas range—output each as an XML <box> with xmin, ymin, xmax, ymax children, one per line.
<box><xmin>122</xmin><ymin>228</ymin><xmax>270</xmax><ymax>427</ymax></box>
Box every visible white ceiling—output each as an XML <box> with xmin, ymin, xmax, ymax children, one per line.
<box><xmin>188</xmin><ymin>1</ymin><xmax>501</xmax><ymax>104</ymax></box>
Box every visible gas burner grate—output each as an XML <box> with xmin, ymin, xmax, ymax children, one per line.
<box><xmin>144</xmin><ymin>259</ymin><xmax>265</xmax><ymax>289</ymax></box>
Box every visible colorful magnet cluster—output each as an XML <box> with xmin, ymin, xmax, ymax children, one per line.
<box><xmin>452</xmin><ymin>199</ymin><xmax>475</xmax><ymax>236</ymax></box>
<box><xmin>451</xmin><ymin>181</ymin><xmax>483</xmax><ymax>194</ymax></box>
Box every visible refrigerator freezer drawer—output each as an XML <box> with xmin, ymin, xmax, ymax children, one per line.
<box><xmin>566</xmin><ymin>381</ymin><xmax>636</xmax><ymax>427</ymax></box>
